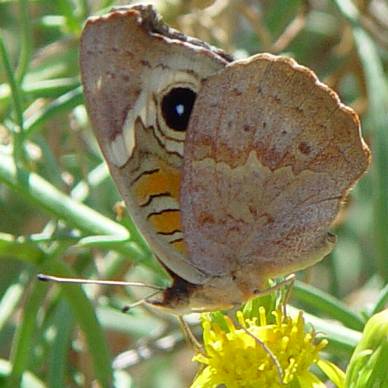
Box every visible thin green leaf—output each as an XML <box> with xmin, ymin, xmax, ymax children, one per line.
<box><xmin>332</xmin><ymin>0</ymin><xmax>388</xmax><ymax>282</ymax></box>
<box><xmin>371</xmin><ymin>284</ymin><xmax>388</xmax><ymax>315</ymax></box>
<box><xmin>0</xmin><ymin>271</ymin><xmax>30</xmax><ymax>331</ymax></box>
<box><xmin>0</xmin><ymin>78</ymin><xmax>80</xmax><ymax>104</ymax></box>
<box><xmin>44</xmin><ymin>259</ymin><xmax>114</xmax><ymax>388</ymax></box>
<box><xmin>0</xmin><ymin>152</ymin><xmax>126</xmax><ymax>237</ymax></box>
<box><xmin>293</xmin><ymin>281</ymin><xmax>365</xmax><ymax>331</ymax></box>
<box><xmin>0</xmin><ymin>33</ymin><xmax>24</xmax><ymax>132</ymax></box>
<box><xmin>24</xmin><ymin>86</ymin><xmax>83</xmax><ymax>137</ymax></box>
<box><xmin>16</xmin><ymin>0</ymin><xmax>32</xmax><ymax>84</ymax></box>
<box><xmin>0</xmin><ymin>233</ymin><xmax>45</xmax><ymax>264</ymax></box>
<box><xmin>0</xmin><ymin>359</ymin><xmax>45</xmax><ymax>388</ymax></box>
<box><xmin>47</xmin><ymin>302</ymin><xmax>74</xmax><ymax>388</ymax></box>
<box><xmin>7</xmin><ymin>273</ymin><xmax>47</xmax><ymax>388</ymax></box>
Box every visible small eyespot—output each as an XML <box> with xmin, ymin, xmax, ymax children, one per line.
<box><xmin>161</xmin><ymin>87</ymin><xmax>197</xmax><ymax>131</ymax></box>
<box><xmin>298</xmin><ymin>142</ymin><xmax>311</xmax><ymax>155</ymax></box>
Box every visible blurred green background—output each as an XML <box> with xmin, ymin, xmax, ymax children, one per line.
<box><xmin>0</xmin><ymin>0</ymin><xmax>387</xmax><ymax>387</ymax></box>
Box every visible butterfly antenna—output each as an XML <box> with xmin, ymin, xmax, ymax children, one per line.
<box><xmin>241</xmin><ymin>325</ymin><xmax>284</xmax><ymax>384</ymax></box>
<box><xmin>37</xmin><ymin>273</ymin><xmax>164</xmax><ymax>291</ymax></box>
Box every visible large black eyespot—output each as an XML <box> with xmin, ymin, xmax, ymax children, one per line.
<box><xmin>161</xmin><ymin>87</ymin><xmax>197</xmax><ymax>131</ymax></box>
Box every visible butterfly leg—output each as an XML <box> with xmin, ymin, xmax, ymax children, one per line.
<box><xmin>253</xmin><ymin>273</ymin><xmax>295</xmax><ymax>298</ymax></box>
<box><xmin>253</xmin><ymin>273</ymin><xmax>296</xmax><ymax>316</ymax></box>
<box><xmin>177</xmin><ymin>315</ymin><xmax>204</xmax><ymax>354</ymax></box>
<box><xmin>279</xmin><ymin>274</ymin><xmax>296</xmax><ymax>315</ymax></box>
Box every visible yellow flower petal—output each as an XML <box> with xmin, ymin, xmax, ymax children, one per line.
<box><xmin>317</xmin><ymin>359</ymin><xmax>345</xmax><ymax>388</ymax></box>
<box><xmin>191</xmin><ymin>366</ymin><xmax>218</xmax><ymax>388</ymax></box>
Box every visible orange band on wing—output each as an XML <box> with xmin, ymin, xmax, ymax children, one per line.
<box><xmin>170</xmin><ymin>239</ymin><xmax>187</xmax><ymax>255</ymax></box>
<box><xmin>133</xmin><ymin>165</ymin><xmax>180</xmax><ymax>205</ymax></box>
<box><xmin>148</xmin><ymin>209</ymin><xmax>181</xmax><ymax>234</ymax></box>
<box><xmin>132</xmin><ymin>162</ymin><xmax>187</xmax><ymax>255</ymax></box>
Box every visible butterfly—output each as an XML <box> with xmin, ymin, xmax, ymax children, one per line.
<box><xmin>78</xmin><ymin>4</ymin><xmax>370</xmax><ymax>314</ymax></box>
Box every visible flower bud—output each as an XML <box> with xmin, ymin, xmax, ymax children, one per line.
<box><xmin>345</xmin><ymin>309</ymin><xmax>388</xmax><ymax>387</ymax></box>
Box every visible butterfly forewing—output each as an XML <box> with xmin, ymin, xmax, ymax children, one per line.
<box><xmin>80</xmin><ymin>7</ymin><xmax>229</xmax><ymax>285</ymax></box>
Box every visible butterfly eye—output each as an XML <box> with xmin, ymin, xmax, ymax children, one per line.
<box><xmin>161</xmin><ymin>87</ymin><xmax>197</xmax><ymax>131</ymax></box>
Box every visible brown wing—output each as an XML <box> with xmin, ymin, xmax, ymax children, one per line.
<box><xmin>80</xmin><ymin>6</ymin><xmax>229</xmax><ymax>284</ymax></box>
<box><xmin>181</xmin><ymin>53</ymin><xmax>370</xmax><ymax>279</ymax></box>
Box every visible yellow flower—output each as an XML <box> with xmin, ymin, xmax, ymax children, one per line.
<box><xmin>191</xmin><ymin>305</ymin><xmax>344</xmax><ymax>388</ymax></box>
